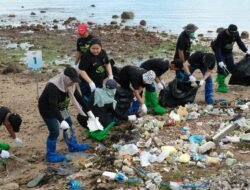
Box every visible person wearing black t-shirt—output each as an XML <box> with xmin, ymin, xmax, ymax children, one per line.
<box><xmin>212</xmin><ymin>24</ymin><xmax>250</xmax><ymax>93</ymax></box>
<box><xmin>75</xmin><ymin>23</ymin><xmax>95</xmax><ymax>65</ymax></box>
<box><xmin>118</xmin><ymin>65</ymin><xmax>156</xmax><ymax>114</ymax></box>
<box><xmin>78</xmin><ymin>38</ymin><xmax>113</xmax><ymax>102</ymax></box>
<box><xmin>174</xmin><ymin>23</ymin><xmax>198</xmax><ymax>79</ymax></box>
<box><xmin>182</xmin><ymin>51</ymin><xmax>216</xmax><ymax>104</ymax></box>
<box><xmin>0</xmin><ymin>106</ymin><xmax>22</xmax><ymax>159</ymax></box>
<box><xmin>140</xmin><ymin>58</ymin><xmax>168</xmax><ymax>114</ymax></box>
<box><xmin>38</xmin><ymin>67</ymin><xmax>100</xmax><ymax>163</ymax></box>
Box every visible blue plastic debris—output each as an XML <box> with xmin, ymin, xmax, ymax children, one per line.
<box><xmin>188</xmin><ymin>134</ymin><xmax>204</xmax><ymax>144</ymax></box>
<box><xmin>68</xmin><ymin>179</ymin><xmax>83</xmax><ymax>190</ymax></box>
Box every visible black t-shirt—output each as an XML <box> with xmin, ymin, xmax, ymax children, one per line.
<box><xmin>140</xmin><ymin>59</ymin><xmax>168</xmax><ymax>77</ymax></box>
<box><xmin>174</xmin><ymin>31</ymin><xmax>191</xmax><ymax>61</ymax></box>
<box><xmin>0</xmin><ymin>106</ymin><xmax>10</xmax><ymax>125</ymax></box>
<box><xmin>76</xmin><ymin>34</ymin><xmax>94</xmax><ymax>54</ymax></box>
<box><xmin>188</xmin><ymin>51</ymin><xmax>215</xmax><ymax>70</ymax></box>
<box><xmin>213</xmin><ymin>29</ymin><xmax>247</xmax><ymax>62</ymax></box>
<box><xmin>119</xmin><ymin>65</ymin><xmax>146</xmax><ymax>90</ymax></box>
<box><xmin>79</xmin><ymin>49</ymin><xmax>109</xmax><ymax>87</ymax></box>
<box><xmin>38</xmin><ymin>83</ymin><xmax>89</xmax><ymax>122</ymax></box>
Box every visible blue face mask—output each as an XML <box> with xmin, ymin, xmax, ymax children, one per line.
<box><xmin>189</xmin><ymin>32</ymin><xmax>195</xmax><ymax>38</ymax></box>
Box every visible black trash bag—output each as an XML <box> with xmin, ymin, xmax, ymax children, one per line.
<box><xmin>229</xmin><ymin>55</ymin><xmax>250</xmax><ymax>86</ymax></box>
<box><xmin>159</xmin><ymin>79</ymin><xmax>199</xmax><ymax>108</ymax></box>
<box><xmin>114</xmin><ymin>87</ymin><xmax>134</xmax><ymax>116</ymax></box>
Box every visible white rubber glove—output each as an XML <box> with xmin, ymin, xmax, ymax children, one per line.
<box><xmin>141</xmin><ymin>104</ymin><xmax>147</xmax><ymax>114</ymax></box>
<box><xmin>15</xmin><ymin>137</ymin><xmax>23</xmax><ymax>145</ymax></box>
<box><xmin>199</xmin><ymin>80</ymin><xmax>205</xmax><ymax>87</ymax></box>
<box><xmin>128</xmin><ymin>115</ymin><xmax>137</xmax><ymax>121</ymax></box>
<box><xmin>87</xmin><ymin>111</ymin><xmax>95</xmax><ymax>119</ymax></box>
<box><xmin>108</xmin><ymin>75</ymin><xmax>113</xmax><ymax>80</ymax></box>
<box><xmin>157</xmin><ymin>82</ymin><xmax>164</xmax><ymax>90</ymax></box>
<box><xmin>89</xmin><ymin>81</ymin><xmax>96</xmax><ymax>92</ymax></box>
<box><xmin>189</xmin><ymin>75</ymin><xmax>197</xmax><ymax>82</ymax></box>
<box><xmin>218</xmin><ymin>61</ymin><xmax>226</xmax><ymax>69</ymax></box>
<box><xmin>0</xmin><ymin>150</ymin><xmax>10</xmax><ymax>159</ymax></box>
<box><xmin>60</xmin><ymin>120</ymin><xmax>70</xmax><ymax>130</ymax></box>
<box><xmin>246</xmin><ymin>50</ymin><xmax>250</xmax><ymax>55</ymax></box>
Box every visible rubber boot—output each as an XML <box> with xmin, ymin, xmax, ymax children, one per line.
<box><xmin>216</xmin><ymin>74</ymin><xmax>228</xmax><ymax>93</ymax></box>
<box><xmin>0</xmin><ymin>141</ymin><xmax>10</xmax><ymax>150</ymax></box>
<box><xmin>144</xmin><ymin>90</ymin><xmax>152</xmax><ymax>107</ymax></box>
<box><xmin>63</xmin><ymin>129</ymin><xmax>89</xmax><ymax>152</ymax></box>
<box><xmin>205</xmin><ymin>77</ymin><xmax>214</xmax><ymax>104</ymax></box>
<box><xmin>46</xmin><ymin>139</ymin><xmax>65</xmax><ymax>163</ymax></box>
<box><xmin>148</xmin><ymin>90</ymin><xmax>167</xmax><ymax>115</ymax></box>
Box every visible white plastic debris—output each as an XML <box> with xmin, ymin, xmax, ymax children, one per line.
<box><xmin>87</xmin><ymin>117</ymin><xmax>104</xmax><ymax>132</ymax></box>
<box><xmin>119</xmin><ymin>144</ymin><xmax>139</xmax><ymax>156</ymax></box>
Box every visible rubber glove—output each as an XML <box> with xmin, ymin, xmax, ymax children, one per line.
<box><xmin>89</xmin><ymin>81</ymin><xmax>96</xmax><ymax>92</ymax></box>
<box><xmin>189</xmin><ymin>75</ymin><xmax>197</xmax><ymax>82</ymax></box>
<box><xmin>218</xmin><ymin>61</ymin><xmax>226</xmax><ymax>69</ymax></box>
<box><xmin>157</xmin><ymin>82</ymin><xmax>164</xmax><ymax>90</ymax></box>
<box><xmin>141</xmin><ymin>104</ymin><xmax>147</xmax><ymax>114</ymax></box>
<box><xmin>0</xmin><ymin>150</ymin><xmax>10</xmax><ymax>159</ymax></box>
<box><xmin>199</xmin><ymin>80</ymin><xmax>205</xmax><ymax>87</ymax></box>
<box><xmin>128</xmin><ymin>115</ymin><xmax>137</xmax><ymax>121</ymax></box>
<box><xmin>87</xmin><ymin>111</ymin><xmax>95</xmax><ymax>119</ymax></box>
<box><xmin>60</xmin><ymin>120</ymin><xmax>70</xmax><ymax>130</ymax></box>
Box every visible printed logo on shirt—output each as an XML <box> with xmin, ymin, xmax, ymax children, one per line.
<box><xmin>96</xmin><ymin>65</ymin><xmax>105</xmax><ymax>73</ymax></box>
<box><xmin>79</xmin><ymin>44</ymin><xmax>90</xmax><ymax>53</ymax></box>
<box><xmin>224</xmin><ymin>42</ymin><xmax>234</xmax><ymax>50</ymax></box>
<box><xmin>58</xmin><ymin>96</ymin><xmax>70</xmax><ymax>110</ymax></box>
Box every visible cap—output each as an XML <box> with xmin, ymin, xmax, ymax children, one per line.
<box><xmin>105</xmin><ymin>79</ymin><xmax>118</xmax><ymax>89</ymax></box>
<box><xmin>142</xmin><ymin>70</ymin><xmax>156</xmax><ymax>84</ymax></box>
<box><xmin>228</xmin><ymin>24</ymin><xmax>238</xmax><ymax>35</ymax></box>
<box><xmin>64</xmin><ymin>67</ymin><xmax>81</xmax><ymax>83</ymax></box>
<box><xmin>77</xmin><ymin>24</ymin><xmax>88</xmax><ymax>35</ymax></box>
<box><xmin>9</xmin><ymin>113</ymin><xmax>22</xmax><ymax>132</ymax></box>
<box><xmin>89</xmin><ymin>38</ymin><xmax>102</xmax><ymax>47</ymax></box>
<box><xmin>183</xmin><ymin>24</ymin><xmax>198</xmax><ymax>32</ymax></box>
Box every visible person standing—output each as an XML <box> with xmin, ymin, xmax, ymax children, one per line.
<box><xmin>75</xmin><ymin>23</ymin><xmax>95</xmax><ymax>65</ymax></box>
<box><xmin>212</xmin><ymin>24</ymin><xmax>250</xmax><ymax>93</ymax></box>
<box><xmin>38</xmin><ymin>67</ymin><xmax>99</xmax><ymax>163</ymax></box>
<box><xmin>78</xmin><ymin>38</ymin><xmax>113</xmax><ymax>102</ymax></box>
<box><xmin>140</xmin><ymin>58</ymin><xmax>168</xmax><ymax>114</ymax></box>
<box><xmin>174</xmin><ymin>24</ymin><xmax>198</xmax><ymax>79</ymax></box>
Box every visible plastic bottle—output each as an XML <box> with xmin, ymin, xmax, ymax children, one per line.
<box><xmin>115</xmin><ymin>172</ymin><xmax>128</xmax><ymax>182</ymax></box>
<box><xmin>127</xmin><ymin>177</ymin><xmax>143</xmax><ymax>185</ymax></box>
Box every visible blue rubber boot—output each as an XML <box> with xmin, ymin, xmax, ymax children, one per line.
<box><xmin>205</xmin><ymin>76</ymin><xmax>214</xmax><ymax>104</ymax></box>
<box><xmin>63</xmin><ymin>129</ymin><xmax>89</xmax><ymax>152</ymax></box>
<box><xmin>129</xmin><ymin>99</ymin><xmax>140</xmax><ymax>114</ymax></box>
<box><xmin>46</xmin><ymin>139</ymin><xmax>65</xmax><ymax>163</ymax></box>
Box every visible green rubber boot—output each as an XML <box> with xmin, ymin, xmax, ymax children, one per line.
<box><xmin>0</xmin><ymin>141</ymin><xmax>10</xmax><ymax>151</ymax></box>
<box><xmin>149</xmin><ymin>90</ymin><xmax>167</xmax><ymax>115</ymax></box>
<box><xmin>216</xmin><ymin>74</ymin><xmax>228</xmax><ymax>93</ymax></box>
<box><xmin>144</xmin><ymin>90</ymin><xmax>152</xmax><ymax>107</ymax></box>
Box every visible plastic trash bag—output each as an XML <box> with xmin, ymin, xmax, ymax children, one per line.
<box><xmin>159</xmin><ymin>79</ymin><xmax>199</xmax><ymax>108</ymax></box>
<box><xmin>229</xmin><ymin>55</ymin><xmax>250</xmax><ymax>86</ymax></box>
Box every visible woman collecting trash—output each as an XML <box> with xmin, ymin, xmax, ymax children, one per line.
<box><xmin>38</xmin><ymin>67</ymin><xmax>101</xmax><ymax>163</ymax></box>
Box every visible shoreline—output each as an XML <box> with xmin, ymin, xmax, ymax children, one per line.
<box><xmin>0</xmin><ymin>17</ymin><xmax>237</xmax><ymax>72</ymax></box>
